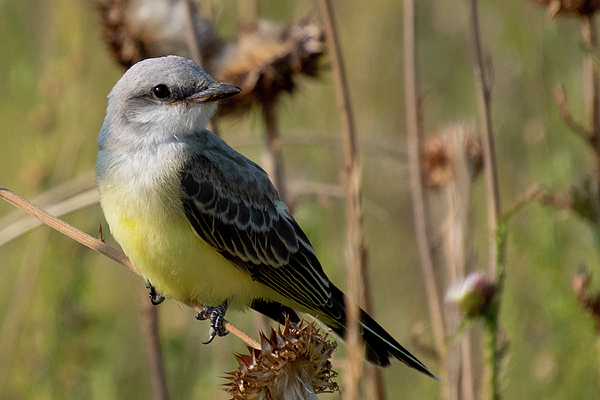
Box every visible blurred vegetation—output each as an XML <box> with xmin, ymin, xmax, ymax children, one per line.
<box><xmin>1</xmin><ymin>0</ymin><xmax>600</xmax><ymax>399</ymax></box>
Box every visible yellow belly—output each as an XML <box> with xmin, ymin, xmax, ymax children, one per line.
<box><xmin>99</xmin><ymin>183</ymin><xmax>275</xmax><ymax>309</ymax></box>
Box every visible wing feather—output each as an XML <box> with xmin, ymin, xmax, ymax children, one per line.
<box><xmin>181</xmin><ymin>154</ymin><xmax>335</xmax><ymax>314</ymax></box>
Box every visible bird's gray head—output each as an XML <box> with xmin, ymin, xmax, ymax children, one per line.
<box><xmin>98</xmin><ymin>56</ymin><xmax>240</xmax><ymax>149</ymax></box>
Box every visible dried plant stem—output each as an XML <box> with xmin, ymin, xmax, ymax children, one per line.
<box><xmin>403</xmin><ymin>0</ymin><xmax>446</xmax><ymax>370</ymax></box>
<box><xmin>470</xmin><ymin>0</ymin><xmax>501</xmax><ymax>276</ymax></box>
<box><xmin>140</xmin><ymin>292</ymin><xmax>171</xmax><ymax>400</ymax></box>
<box><xmin>443</xmin><ymin>127</ymin><xmax>475</xmax><ymax>400</ymax></box>
<box><xmin>262</xmin><ymin>101</ymin><xmax>289</xmax><ymax>203</ymax></box>
<box><xmin>184</xmin><ymin>0</ymin><xmax>204</xmax><ymax>68</ymax></box>
<box><xmin>0</xmin><ymin>185</ymin><xmax>260</xmax><ymax>351</ymax></box>
<box><xmin>581</xmin><ymin>14</ymin><xmax>600</xmax><ymax>392</ymax></box>
<box><xmin>554</xmin><ymin>84</ymin><xmax>592</xmax><ymax>141</ymax></box>
<box><xmin>581</xmin><ymin>15</ymin><xmax>600</xmax><ymax>222</ymax></box>
<box><xmin>319</xmin><ymin>0</ymin><xmax>384</xmax><ymax>399</ymax></box>
<box><xmin>0</xmin><ymin>187</ymin><xmax>99</xmax><ymax>247</ymax></box>
<box><xmin>470</xmin><ymin>2</ymin><xmax>503</xmax><ymax>398</ymax></box>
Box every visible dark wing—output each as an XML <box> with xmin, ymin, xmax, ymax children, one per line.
<box><xmin>180</xmin><ymin>154</ymin><xmax>341</xmax><ymax>319</ymax></box>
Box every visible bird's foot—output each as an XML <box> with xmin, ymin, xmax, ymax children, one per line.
<box><xmin>145</xmin><ymin>281</ymin><xmax>165</xmax><ymax>305</ymax></box>
<box><xmin>196</xmin><ymin>301</ymin><xmax>229</xmax><ymax>344</ymax></box>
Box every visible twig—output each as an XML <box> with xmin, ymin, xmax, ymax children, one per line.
<box><xmin>0</xmin><ymin>185</ymin><xmax>134</xmax><ymax>272</ymax></box>
<box><xmin>470</xmin><ymin>0</ymin><xmax>501</xmax><ymax>276</ymax></box>
<box><xmin>318</xmin><ymin>0</ymin><xmax>383</xmax><ymax>399</ymax></box>
<box><xmin>403</xmin><ymin>0</ymin><xmax>446</xmax><ymax>368</ymax></box>
<box><xmin>262</xmin><ymin>101</ymin><xmax>289</xmax><ymax>203</ymax></box>
<box><xmin>0</xmin><ymin>185</ymin><xmax>261</xmax><ymax>350</ymax></box>
<box><xmin>581</xmin><ymin>14</ymin><xmax>600</xmax><ymax>223</ymax></box>
<box><xmin>0</xmin><ymin>170</ymin><xmax>96</xmax><ymax>230</ymax></box>
<box><xmin>470</xmin><ymin>1</ymin><xmax>503</xmax><ymax>398</ymax></box>
<box><xmin>0</xmin><ymin>187</ymin><xmax>99</xmax><ymax>247</ymax></box>
<box><xmin>184</xmin><ymin>0</ymin><xmax>203</xmax><ymax>68</ymax></box>
<box><xmin>554</xmin><ymin>84</ymin><xmax>592</xmax><ymax>141</ymax></box>
<box><xmin>140</xmin><ymin>293</ymin><xmax>171</xmax><ymax>400</ymax></box>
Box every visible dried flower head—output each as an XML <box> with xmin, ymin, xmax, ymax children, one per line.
<box><xmin>422</xmin><ymin>136</ymin><xmax>452</xmax><ymax>188</ymax></box>
<box><xmin>531</xmin><ymin>0</ymin><xmax>600</xmax><ymax>17</ymax></box>
<box><xmin>421</xmin><ymin>123</ymin><xmax>482</xmax><ymax>189</ymax></box>
<box><xmin>224</xmin><ymin>318</ymin><xmax>339</xmax><ymax>400</ymax></box>
<box><xmin>446</xmin><ymin>272</ymin><xmax>496</xmax><ymax>319</ymax></box>
<box><xmin>98</xmin><ymin>0</ymin><xmax>325</xmax><ymax>116</ymax></box>
<box><xmin>216</xmin><ymin>19</ymin><xmax>325</xmax><ymax>117</ymax></box>
<box><xmin>98</xmin><ymin>0</ymin><xmax>223</xmax><ymax>70</ymax></box>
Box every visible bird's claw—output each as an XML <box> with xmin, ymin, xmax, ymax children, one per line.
<box><xmin>196</xmin><ymin>302</ymin><xmax>229</xmax><ymax>344</ymax></box>
<box><xmin>146</xmin><ymin>282</ymin><xmax>165</xmax><ymax>305</ymax></box>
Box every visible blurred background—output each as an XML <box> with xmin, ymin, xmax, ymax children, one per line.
<box><xmin>1</xmin><ymin>0</ymin><xmax>599</xmax><ymax>399</ymax></box>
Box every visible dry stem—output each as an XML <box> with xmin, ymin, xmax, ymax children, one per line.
<box><xmin>403</xmin><ymin>0</ymin><xmax>446</xmax><ymax>370</ymax></box>
<box><xmin>140</xmin><ymin>291</ymin><xmax>171</xmax><ymax>400</ymax></box>
<box><xmin>0</xmin><ymin>185</ymin><xmax>260</xmax><ymax>351</ymax></box>
<box><xmin>470</xmin><ymin>0</ymin><xmax>501</xmax><ymax>276</ymax></box>
<box><xmin>318</xmin><ymin>0</ymin><xmax>383</xmax><ymax>398</ymax></box>
<box><xmin>470</xmin><ymin>2</ymin><xmax>503</xmax><ymax>398</ymax></box>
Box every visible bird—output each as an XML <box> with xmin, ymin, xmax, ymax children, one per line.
<box><xmin>95</xmin><ymin>55</ymin><xmax>436</xmax><ymax>378</ymax></box>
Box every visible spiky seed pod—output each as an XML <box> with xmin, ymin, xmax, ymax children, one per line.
<box><xmin>531</xmin><ymin>0</ymin><xmax>600</xmax><ymax>17</ymax></box>
<box><xmin>98</xmin><ymin>0</ymin><xmax>223</xmax><ymax>71</ymax></box>
<box><xmin>98</xmin><ymin>0</ymin><xmax>325</xmax><ymax>116</ymax></box>
<box><xmin>98</xmin><ymin>0</ymin><xmax>149</xmax><ymax>69</ymax></box>
<box><xmin>224</xmin><ymin>318</ymin><xmax>339</xmax><ymax>400</ymax></box>
<box><xmin>216</xmin><ymin>19</ymin><xmax>325</xmax><ymax>117</ymax></box>
<box><xmin>421</xmin><ymin>123</ymin><xmax>483</xmax><ymax>189</ymax></box>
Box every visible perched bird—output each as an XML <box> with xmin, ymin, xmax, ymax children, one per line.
<box><xmin>95</xmin><ymin>55</ymin><xmax>436</xmax><ymax>378</ymax></box>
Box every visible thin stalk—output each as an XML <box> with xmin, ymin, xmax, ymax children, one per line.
<box><xmin>140</xmin><ymin>293</ymin><xmax>170</xmax><ymax>400</ymax></box>
<box><xmin>470</xmin><ymin>0</ymin><xmax>501</xmax><ymax>276</ymax></box>
<box><xmin>581</xmin><ymin>15</ymin><xmax>600</xmax><ymax>222</ymax></box>
<box><xmin>318</xmin><ymin>0</ymin><xmax>383</xmax><ymax>398</ymax></box>
<box><xmin>262</xmin><ymin>101</ymin><xmax>289</xmax><ymax>203</ymax></box>
<box><xmin>0</xmin><ymin>185</ymin><xmax>260</xmax><ymax>351</ymax></box>
<box><xmin>470</xmin><ymin>1</ymin><xmax>503</xmax><ymax>398</ymax></box>
<box><xmin>184</xmin><ymin>0</ymin><xmax>203</xmax><ymax>68</ymax></box>
<box><xmin>403</xmin><ymin>0</ymin><xmax>446</xmax><ymax>367</ymax></box>
<box><xmin>581</xmin><ymin>13</ymin><xmax>600</xmax><ymax>392</ymax></box>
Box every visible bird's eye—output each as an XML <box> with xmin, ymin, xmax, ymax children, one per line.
<box><xmin>153</xmin><ymin>84</ymin><xmax>170</xmax><ymax>99</ymax></box>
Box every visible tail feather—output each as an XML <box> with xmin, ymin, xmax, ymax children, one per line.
<box><xmin>328</xmin><ymin>286</ymin><xmax>438</xmax><ymax>379</ymax></box>
<box><xmin>250</xmin><ymin>288</ymin><xmax>438</xmax><ymax>379</ymax></box>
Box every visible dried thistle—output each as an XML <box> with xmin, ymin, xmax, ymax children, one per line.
<box><xmin>421</xmin><ymin>123</ymin><xmax>483</xmax><ymax>189</ymax></box>
<box><xmin>97</xmin><ymin>0</ymin><xmax>223</xmax><ymax>71</ymax></box>
<box><xmin>216</xmin><ymin>19</ymin><xmax>325</xmax><ymax>117</ymax></box>
<box><xmin>531</xmin><ymin>0</ymin><xmax>600</xmax><ymax>17</ymax></box>
<box><xmin>97</xmin><ymin>0</ymin><xmax>325</xmax><ymax>116</ymax></box>
<box><xmin>224</xmin><ymin>318</ymin><xmax>339</xmax><ymax>400</ymax></box>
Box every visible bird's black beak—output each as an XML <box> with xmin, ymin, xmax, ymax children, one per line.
<box><xmin>190</xmin><ymin>82</ymin><xmax>241</xmax><ymax>103</ymax></box>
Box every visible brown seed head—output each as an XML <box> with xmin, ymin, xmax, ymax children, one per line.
<box><xmin>224</xmin><ymin>317</ymin><xmax>339</xmax><ymax>400</ymax></box>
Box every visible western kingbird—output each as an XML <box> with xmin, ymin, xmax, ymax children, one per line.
<box><xmin>96</xmin><ymin>55</ymin><xmax>435</xmax><ymax>378</ymax></box>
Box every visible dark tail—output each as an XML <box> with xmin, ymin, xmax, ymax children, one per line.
<box><xmin>328</xmin><ymin>286</ymin><xmax>438</xmax><ymax>379</ymax></box>
<box><xmin>250</xmin><ymin>290</ymin><xmax>438</xmax><ymax>379</ymax></box>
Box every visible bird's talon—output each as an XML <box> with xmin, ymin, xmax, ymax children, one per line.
<box><xmin>197</xmin><ymin>302</ymin><xmax>229</xmax><ymax>343</ymax></box>
<box><xmin>195</xmin><ymin>310</ymin><xmax>209</xmax><ymax>321</ymax></box>
<box><xmin>203</xmin><ymin>327</ymin><xmax>217</xmax><ymax>344</ymax></box>
<box><xmin>147</xmin><ymin>285</ymin><xmax>165</xmax><ymax>305</ymax></box>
